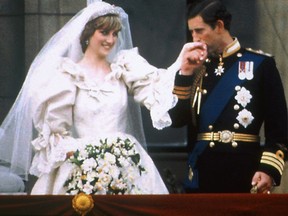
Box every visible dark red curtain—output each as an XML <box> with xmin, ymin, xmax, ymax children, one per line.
<box><xmin>1</xmin><ymin>194</ymin><xmax>288</xmax><ymax>216</ymax></box>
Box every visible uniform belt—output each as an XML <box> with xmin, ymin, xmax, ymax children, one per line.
<box><xmin>197</xmin><ymin>130</ymin><xmax>260</xmax><ymax>143</ymax></box>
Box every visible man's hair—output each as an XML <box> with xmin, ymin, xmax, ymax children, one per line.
<box><xmin>187</xmin><ymin>0</ymin><xmax>232</xmax><ymax>30</ymax></box>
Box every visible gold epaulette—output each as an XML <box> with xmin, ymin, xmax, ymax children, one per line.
<box><xmin>173</xmin><ymin>86</ymin><xmax>192</xmax><ymax>100</ymax></box>
<box><xmin>246</xmin><ymin>48</ymin><xmax>273</xmax><ymax>57</ymax></box>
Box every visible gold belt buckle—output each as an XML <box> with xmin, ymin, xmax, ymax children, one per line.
<box><xmin>219</xmin><ymin>130</ymin><xmax>234</xmax><ymax>143</ymax></box>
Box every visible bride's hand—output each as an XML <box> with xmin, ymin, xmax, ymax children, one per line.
<box><xmin>179</xmin><ymin>42</ymin><xmax>207</xmax><ymax>75</ymax></box>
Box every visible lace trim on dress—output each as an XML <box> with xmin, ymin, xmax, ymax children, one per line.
<box><xmin>149</xmin><ymin>69</ymin><xmax>178</xmax><ymax>130</ymax></box>
<box><xmin>30</xmin><ymin>131</ymin><xmax>73</xmax><ymax>177</ymax></box>
<box><xmin>61</xmin><ymin>58</ymin><xmax>115</xmax><ymax>100</ymax></box>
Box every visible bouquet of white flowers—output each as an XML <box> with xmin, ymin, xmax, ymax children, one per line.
<box><xmin>64</xmin><ymin>137</ymin><xmax>146</xmax><ymax>195</ymax></box>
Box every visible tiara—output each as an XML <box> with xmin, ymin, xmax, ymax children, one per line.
<box><xmin>85</xmin><ymin>2</ymin><xmax>120</xmax><ymax>21</ymax></box>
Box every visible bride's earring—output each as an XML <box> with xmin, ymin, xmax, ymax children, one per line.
<box><xmin>85</xmin><ymin>40</ymin><xmax>89</xmax><ymax>45</ymax></box>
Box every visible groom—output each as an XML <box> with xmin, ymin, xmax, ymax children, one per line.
<box><xmin>169</xmin><ymin>0</ymin><xmax>287</xmax><ymax>193</ymax></box>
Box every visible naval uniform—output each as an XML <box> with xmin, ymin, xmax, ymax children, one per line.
<box><xmin>169</xmin><ymin>39</ymin><xmax>288</xmax><ymax>193</ymax></box>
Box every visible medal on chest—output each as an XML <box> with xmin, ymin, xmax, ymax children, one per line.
<box><xmin>238</xmin><ymin>61</ymin><xmax>254</xmax><ymax>80</ymax></box>
<box><xmin>214</xmin><ymin>55</ymin><xmax>224</xmax><ymax>76</ymax></box>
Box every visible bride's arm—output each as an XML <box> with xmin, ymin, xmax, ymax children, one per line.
<box><xmin>30</xmin><ymin>69</ymin><xmax>78</xmax><ymax>177</ymax></box>
<box><xmin>112</xmin><ymin>48</ymin><xmax>179</xmax><ymax>130</ymax></box>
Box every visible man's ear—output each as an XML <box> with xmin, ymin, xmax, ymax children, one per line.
<box><xmin>215</xmin><ymin>20</ymin><xmax>225</xmax><ymax>32</ymax></box>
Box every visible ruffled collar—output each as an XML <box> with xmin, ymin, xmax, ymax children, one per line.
<box><xmin>60</xmin><ymin>58</ymin><xmax>118</xmax><ymax>97</ymax></box>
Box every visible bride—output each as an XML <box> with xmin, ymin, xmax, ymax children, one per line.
<box><xmin>0</xmin><ymin>1</ymin><xmax>182</xmax><ymax>195</ymax></box>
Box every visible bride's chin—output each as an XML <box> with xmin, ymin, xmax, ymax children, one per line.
<box><xmin>98</xmin><ymin>50</ymin><xmax>111</xmax><ymax>57</ymax></box>
<box><xmin>102</xmin><ymin>47</ymin><xmax>113</xmax><ymax>53</ymax></box>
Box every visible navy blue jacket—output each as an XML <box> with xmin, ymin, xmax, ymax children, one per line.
<box><xmin>169</xmin><ymin>46</ymin><xmax>287</xmax><ymax>192</ymax></box>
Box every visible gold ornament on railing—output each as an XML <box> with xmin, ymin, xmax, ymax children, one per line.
<box><xmin>72</xmin><ymin>193</ymin><xmax>94</xmax><ymax>216</ymax></box>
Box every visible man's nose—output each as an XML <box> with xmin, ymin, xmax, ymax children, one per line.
<box><xmin>192</xmin><ymin>34</ymin><xmax>200</xmax><ymax>42</ymax></box>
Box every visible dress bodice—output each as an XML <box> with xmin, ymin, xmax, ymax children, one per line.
<box><xmin>72</xmin><ymin>64</ymin><xmax>129</xmax><ymax>137</ymax></box>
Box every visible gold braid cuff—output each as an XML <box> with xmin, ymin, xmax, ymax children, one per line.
<box><xmin>173</xmin><ymin>86</ymin><xmax>192</xmax><ymax>99</ymax></box>
<box><xmin>261</xmin><ymin>151</ymin><xmax>285</xmax><ymax>175</ymax></box>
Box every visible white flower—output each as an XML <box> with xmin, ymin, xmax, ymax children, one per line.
<box><xmin>109</xmin><ymin>165</ymin><xmax>120</xmax><ymax>179</ymax></box>
<box><xmin>110</xmin><ymin>179</ymin><xmax>127</xmax><ymax>191</ymax></box>
<box><xmin>113</xmin><ymin>147</ymin><xmax>121</xmax><ymax>156</ymax></box>
<box><xmin>86</xmin><ymin>170</ymin><xmax>98</xmax><ymax>182</ymax></box>
<box><xmin>77</xmin><ymin>149</ymin><xmax>89</xmax><ymax>161</ymax></box>
<box><xmin>121</xmin><ymin>148</ymin><xmax>130</xmax><ymax>156</ymax></box>
<box><xmin>236</xmin><ymin>109</ymin><xmax>254</xmax><ymax>128</ymax></box>
<box><xmin>68</xmin><ymin>189</ymin><xmax>79</xmax><ymax>195</ymax></box>
<box><xmin>118</xmin><ymin>156</ymin><xmax>130</xmax><ymax>168</ymax></box>
<box><xmin>104</xmin><ymin>152</ymin><xmax>116</xmax><ymax>164</ymax></box>
<box><xmin>83</xmin><ymin>182</ymin><xmax>94</xmax><ymax>194</ymax></box>
<box><xmin>95</xmin><ymin>182</ymin><xmax>107</xmax><ymax>195</ymax></box>
<box><xmin>235</xmin><ymin>87</ymin><xmax>252</xmax><ymax>107</ymax></box>
<box><xmin>97</xmin><ymin>161</ymin><xmax>110</xmax><ymax>173</ymax></box>
<box><xmin>76</xmin><ymin>179</ymin><xmax>84</xmax><ymax>190</ymax></box>
<box><xmin>81</xmin><ymin>158</ymin><xmax>97</xmax><ymax>173</ymax></box>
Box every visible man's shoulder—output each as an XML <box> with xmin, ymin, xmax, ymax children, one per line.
<box><xmin>245</xmin><ymin>48</ymin><xmax>273</xmax><ymax>58</ymax></box>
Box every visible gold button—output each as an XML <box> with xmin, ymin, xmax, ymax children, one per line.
<box><xmin>235</xmin><ymin>86</ymin><xmax>241</xmax><ymax>91</ymax></box>
<box><xmin>232</xmin><ymin>141</ymin><xmax>238</xmax><ymax>148</ymax></box>
<box><xmin>203</xmin><ymin>89</ymin><xmax>207</xmax><ymax>95</ymax></box>
<box><xmin>209</xmin><ymin>142</ymin><xmax>215</xmax><ymax>148</ymax></box>
<box><xmin>276</xmin><ymin>150</ymin><xmax>284</xmax><ymax>160</ymax></box>
<box><xmin>234</xmin><ymin>105</ymin><xmax>240</xmax><ymax>110</ymax></box>
<box><xmin>237</xmin><ymin>53</ymin><xmax>242</xmax><ymax>57</ymax></box>
<box><xmin>188</xmin><ymin>167</ymin><xmax>193</xmax><ymax>181</ymax></box>
<box><xmin>234</xmin><ymin>123</ymin><xmax>239</xmax><ymax>129</ymax></box>
<box><xmin>208</xmin><ymin>125</ymin><xmax>213</xmax><ymax>130</ymax></box>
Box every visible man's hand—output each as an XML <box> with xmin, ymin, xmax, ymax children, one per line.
<box><xmin>178</xmin><ymin>42</ymin><xmax>207</xmax><ymax>75</ymax></box>
<box><xmin>251</xmin><ymin>171</ymin><xmax>274</xmax><ymax>194</ymax></box>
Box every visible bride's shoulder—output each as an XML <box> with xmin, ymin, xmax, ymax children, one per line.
<box><xmin>112</xmin><ymin>47</ymin><xmax>144</xmax><ymax>64</ymax></box>
<box><xmin>59</xmin><ymin>57</ymin><xmax>85</xmax><ymax>81</ymax></box>
<box><xmin>116</xmin><ymin>47</ymin><xmax>139</xmax><ymax>56</ymax></box>
<box><xmin>112</xmin><ymin>47</ymin><xmax>152</xmax><ymax>71</ymax></box>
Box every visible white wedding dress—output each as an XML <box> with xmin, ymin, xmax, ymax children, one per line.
<box><xmin>29</xmin><ymin>48</ymin><xmax>178</xmax><ymax>195</ymax></box>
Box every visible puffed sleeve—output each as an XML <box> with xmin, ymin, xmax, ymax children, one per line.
<box><xmin>29</xmin><ymin>61</ymin><xmax>78</xmax><ymax>177</ymax></box>
<box><xmin>111</xmin><ymin>48</ymin><xmax>180</xmax><ymax>130</ymax></box>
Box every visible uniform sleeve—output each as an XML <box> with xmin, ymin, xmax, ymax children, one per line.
<box><xmin>111</xmin><ymin>48</ymin><xmax>179</xmax><ymax>130</ymax></box>
<box><xmin>257</xmin><ymin>56</ymin><xmax>288</xmax><ymax>185</ymax></box>
<box><xmin>29</xmin><ymin>70</ymin><xmax>78</xmax><ymax>177</ymax></box>
<box><xmin>168</xmin><ymin>72</ymin><xmax>195</xmax><ymax>128</ymax></box>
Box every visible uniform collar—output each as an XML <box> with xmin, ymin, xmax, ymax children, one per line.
<box><xmin>222</xmin><ymin>38</ymin><xmax>241</xmax><ymax>58</ymax></box>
